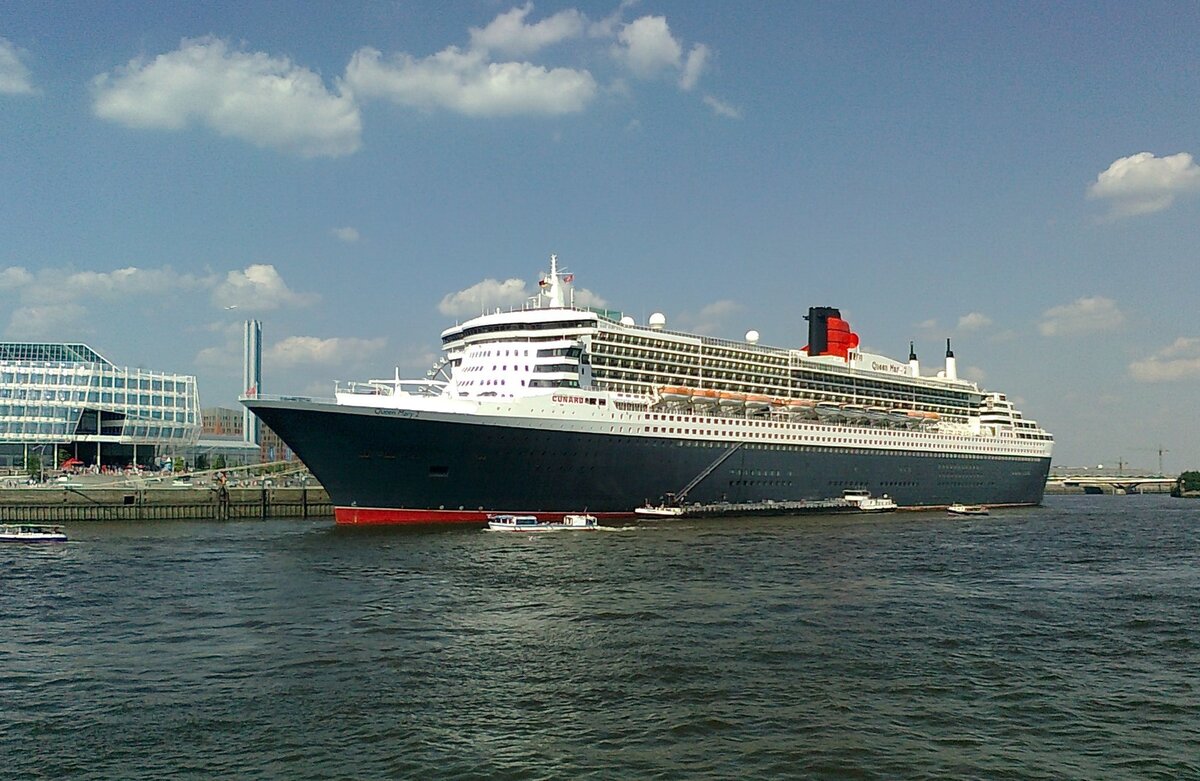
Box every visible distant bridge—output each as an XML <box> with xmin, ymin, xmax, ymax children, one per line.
<box><xmin>1049</xmin><ymin>475</ymin><xmax>1178</xmax><ymax>494</ymax></box>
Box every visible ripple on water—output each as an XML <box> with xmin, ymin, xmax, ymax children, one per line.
<box><xmin>2</xmin><ymin>498</ymin><xmax>1198</xmax><ymax>779</ymax></box>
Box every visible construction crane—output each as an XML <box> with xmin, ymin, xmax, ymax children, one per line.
<box><xmin>1134</xmin><ymin>446</ymin><xmax>1170</xmax><ymax>475</ymax></box>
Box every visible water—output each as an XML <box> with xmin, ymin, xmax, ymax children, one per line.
<box><xmin>3</xmin><ymin>495</ymin><xmax>1197</xmax><ymax>780</ymax></box>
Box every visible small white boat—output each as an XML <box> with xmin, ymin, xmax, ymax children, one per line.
<box><xmin>842</xmin><ymin>490</ymin><xmax>898</xmax><ymax>513</ymax></box>
<box><xmin>487</xmin><ymin>513</ymin><xmax>598</xmax><ymax>531</ymax></box>
<box><xmin>634</xmin><ymin>504</ymin><xmax>687</xmax><ymax>518</ymax></box>
<box><xmin>947</xmin><ymin>503</ymin><xmax>989</xmax><ymax>516</ymax></box>
<box><xmin>0</xmin><ymin>524</ymin><xmax>68</xmax><ymax>543</ymax></box>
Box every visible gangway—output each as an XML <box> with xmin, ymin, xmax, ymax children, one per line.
<box><xmin>670</xmin><ymin>442</ymin><xmax>744</xmax><ymax>503</ymax></box>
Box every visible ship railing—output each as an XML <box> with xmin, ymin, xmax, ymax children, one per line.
<box><xmin>335</xmin><ymin>378</ymin><xmax>448</xmax><ymax>397</ymax></box>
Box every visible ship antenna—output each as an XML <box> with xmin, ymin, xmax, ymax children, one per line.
<box><xmin>543</xmin><ymin>253</ymin><xmax>566</xmax><ymax>308</ymax></box>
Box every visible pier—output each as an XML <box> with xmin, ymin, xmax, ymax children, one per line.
<box><xmin>0</xmin><ymin>463</ymin><xmax>332</xmax><ymax>521</ymax></box>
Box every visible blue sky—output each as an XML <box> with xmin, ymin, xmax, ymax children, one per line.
<box><xmin>2</xmin><ymin>1</ymin><xmax>1198</xmax><ymax>472</ymax></box>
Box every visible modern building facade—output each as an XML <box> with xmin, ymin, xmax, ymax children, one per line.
<box><xmin>201</xmin><ymin>406</ymin><xmax>294</xmax><ymax>464</ymax></box>
<box><xmin>0</xmin><ymin>342</ymin><xmax>201</xmax><ymax>470</ymax></box>
<box><xmin>243</xmin><ymin>319</ymin><xmax>262</xmax><ymax>447</ymax></box>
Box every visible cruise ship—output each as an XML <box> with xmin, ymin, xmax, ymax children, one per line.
<box><xmin>243</xmin><ymin>256</ymin><xmax>1053</xmax><ymax>524</ymax></box>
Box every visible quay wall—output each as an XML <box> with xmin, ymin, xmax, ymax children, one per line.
<box><xmin>0</xmin><ymin>485</ymin><xmax>332</xmax><ymax>522</ymax></box>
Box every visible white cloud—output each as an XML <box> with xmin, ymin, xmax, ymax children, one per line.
<box><xmin>613</xmin><ymin>16</ymin><xmax>682</xmax><ymax>78</ymax></box>
<box><xmin>61</xmin><ymin>267</ymin><xmax>203</xmax><ymax>301</ymax></box>
<box><xmin>570</xmin><ymin>286</ymin><xmax>607</xmax><ymax>309</ymax></box>
<box><xmin>676</xmin><ymin>299</ymin><xmax>740</xmax><ymax>336</ymax></box>
<box><xmin>7</xmin><ymin>304</ymin><xmax>88</xmax><ymax>339</ymax></box>
<box><xmin>0</xmin><ymin>37</ymin><xmax>36</xmax><ymax>95</ymax></box>
<box><xmin>1</xmin><ymin>264</ymin><xmax>209</xmax><ymax>338</ymax></box>
<box><xmin>0</xmin><ymin>266</ymin><xmax>33</xmax><ymax>289</ymax></box>
<box><xmin>2</xmin><ymin>265</ymin><xmax>205</xmax><ymax>306</ymax></box>
<box><xmin>438</xmin><ymin>277</ymin><xmax>534</xmax><ymax>317</ymax></box>
<box><xmin>1088</xmin><ymin>152</ymin><xmax>1200</xmax><ymax>218</ymax></box>
<box><xmin>194</xmin><ymin>343</ymin><xmax>238</xmax><ymax>370</ymax></box>
<box><xmin>679</xmin><ymin>44</ymin><xmax>709</xmax><ymax>91</ymax></box>
<box><xmin>437</xmin><ymin>275</ymin><xmax>606</xmax><ymax>317</ymax></box>
<box><xmin>1129</xmin><ymin>336</ymin><xmax>1200</xmax><ymax>382</ymax></box>
<box><xmin>703</xmin><ymin>94</ymin><xmax>740</xmax><ymax>119</ymax></box>
<box><xmin>331</xmin><ymin>226</ymin><xmax>360</xmax><ymax>243</ymax></box>
<box><xmin>963</xmin><ymin>366</ymin><xmax>986</xmax><ymax>384</ymax></box>
<box><xmin>266</xmin><ymin>336</ymin><xmax>387</xmax><ymax>368</ymax></box>
<box><xmin>957</xmin><ymin>312</ymin><xmax>992</xmax><ymax>331</ymax></box>
<box><xmin>468</xmin><ymin>3</ymin><xmax>586</xmax><ymax>57</ymax></box>
<box><xmin>1038</xmin><ymin>296</ymin><xmax>1124</xmax><ymax>337</ymax></box>
<box><xmin>212</xmin><ymin>264</ymin><xmax>318</xmax><ymax>310</ymax></box>
<box><xmin>92</xmin><ymin>37</ymin><xmax>361</xmax><ymax>158</ymax></box>
<box><xmin>344</xmin><ymin>45</ymin><xmax>597</xmax><ymax>117</ymax></box>
<box><xmin>608</xmin><ymin>14</ymin><xmax>710</xmax><ymax>91</ymax></box>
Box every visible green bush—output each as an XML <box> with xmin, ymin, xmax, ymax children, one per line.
<box><xmin>1178</xmin><ymin>471</ymin><xmax>1200</xmax><ymax>493</ymax></box>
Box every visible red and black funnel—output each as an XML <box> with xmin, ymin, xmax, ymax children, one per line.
<box><xmin>804</xmin><ymin>306</ymin><xmax>860</xmax><ymax>359</ymax></box>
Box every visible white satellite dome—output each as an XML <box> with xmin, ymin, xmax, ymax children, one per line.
<box><xmin>648</xmin><ymin>312</ymin><xmax>666</xmax><ymax>330</ymax></box>
<box><xmin>620</xmin><ymin>316</ymin><xmax>635</xmax><ymax>326</ymax></box>
<box><xmin>745</xmin><ymin>330</ymin><xmax>760</xmax><ymax>344</ymax></box>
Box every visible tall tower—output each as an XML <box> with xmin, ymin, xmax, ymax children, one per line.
<box><xmin>243</xmin><ymin>319</ymin><xmax>262</xmax><ymax>446</ymax></box>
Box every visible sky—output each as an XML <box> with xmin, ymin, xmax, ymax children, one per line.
<box><xmin>2</xmin><ymin>1</ymin><xmax>1198</xmax><ymax>473</ymax></box>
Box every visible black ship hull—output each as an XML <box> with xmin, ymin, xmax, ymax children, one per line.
<box><xmin>246</xmin><ymin>399</ymin><xmax>1050</xmax><ymax>524</ymax></box>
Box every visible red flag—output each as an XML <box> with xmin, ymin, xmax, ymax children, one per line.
<box><xmin>563</xmin><ymin>274</ymin><xmax>574</xmax><ymax>283</ymax></box>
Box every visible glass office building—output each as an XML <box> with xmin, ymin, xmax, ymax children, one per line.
<box><xmin>0</xmin><ymin>342</ymin><xmax>201</xmax><ymax>470</ymax></box>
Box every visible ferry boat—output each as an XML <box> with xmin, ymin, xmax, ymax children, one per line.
<box><xmin>947</xmin><ymin>503</ymin><xmax>990</xmax><ymax>516</ymax></box>
<box><xmin>487</xmin><ymin>513</ymin><xmax>598</xmax><ymax>531</ymax></box>
<box><xmin>243</xmin><ymin>255</ymin><xmax>1053</xmax><ymax>525</ymax></box>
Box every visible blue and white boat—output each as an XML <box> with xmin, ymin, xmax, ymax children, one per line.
<box><xmin>487</xmin><ymin>513</ymin><xmax>598</xmax><ymax>532</ymax></box>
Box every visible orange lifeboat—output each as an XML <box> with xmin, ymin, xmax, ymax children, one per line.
<box><xmin>691</xmin><ymin>388</ymin><xmax>720</xmax><ymax>406</ymax></box>
<box><xmin>658</xmin><ymin>386</ymin><xmax>692</xmax><ymax>403</ymax></box>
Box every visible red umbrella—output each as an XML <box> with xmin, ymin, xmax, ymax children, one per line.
<box><xmin>61</xmin><ymin>457</ymin><xmax>83</xmax><ymax>468</ymax></box>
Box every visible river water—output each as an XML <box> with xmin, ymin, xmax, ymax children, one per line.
<box><xmin>3</xmin><ymin>495</ymin><xmax>1197</xmax><ymax>780</ymax></box>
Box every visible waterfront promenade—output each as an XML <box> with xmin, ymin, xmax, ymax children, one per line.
<box><xmin>0</xmin><ymin>467</ymin><xmax>331</xmax><ymax>521</ymax></box>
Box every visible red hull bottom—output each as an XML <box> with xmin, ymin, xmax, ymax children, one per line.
<box><xmin>334</xmin><ymin>506</ymin><xmax>633</xmax><ymax>526</ymax></box>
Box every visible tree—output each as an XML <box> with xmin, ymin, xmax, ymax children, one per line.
<box><xmin>1175</xmin><ymin>471</ymin><xmax>1200</xmax><ymax>495</ymax></box>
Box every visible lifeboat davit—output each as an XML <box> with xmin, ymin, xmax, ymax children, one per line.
<box><xmin>787</xmin><ymin>399</ymin><xmax>817</xmax><ymax>419</ymax></box>
<box><xmin>864</xmin><ymin>406</ymin><xmax>890</xmax><ymax>426</ymax></box>
<box><xmin>658</xmin><ymin>386</ymin><xmax>692</xmax><ymax>403</ymax></box>
<box><xmin>718</xmin><ymin>391</ymin><xmax>746</xmax><ymax>409</ymax></box>
<box><xmin>744</xmin><ymin>393</ymin><xmax>772</xmax><ymax>411</ymax></box>
<box><xmin>814</xmin><ymin>401</ymin><xmax>843</xmax><ymax>421</ymax></box>
<box><xmin>887</xmin><ymin>409</ymin><xmax>912</xmax><ymax>427</ymax></box>
<box><xmin>840</xmin><ymin>403</ymin><xmax>868</xmax><ymax>424</ymax></box>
